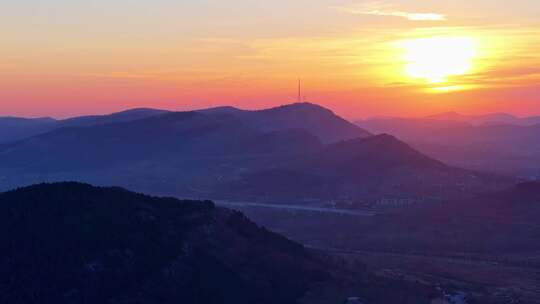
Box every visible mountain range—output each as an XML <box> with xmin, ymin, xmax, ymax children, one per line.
<box><xmin>357</xmin><ymin>114</ymin><xmax>540</xmax><ymax>178</ymax></box>
<box><xmin>1</xmin><ymin>103</ymin><xmax>538</xmax><ymax>303</ymax></box>
<box><xmin>0</xmin><ymin>103</ymin><xmax>370</xmax><ymax>144</ymax></box>
<box><xmin>0</xmin><ymin>103</ymin><xmax>504</xmax><ymax>202</ymax></box>
<box><xmin>426</xmin><ymin>111</ymin><xmax>540</xmax><ymax>126</ymax></box>
<box><xmin>0</xmin><ymin>108</ymin><xmax>169</xmax><ymax>144</ymax></box>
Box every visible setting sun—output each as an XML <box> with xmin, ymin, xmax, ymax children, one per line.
<box><xmin>400</xmin><ymin>36</ymin><xmax>478</xmax><ymax>83</ymax></box>
<box><xmin>2</xmin><ymin>1</ymin><xmax>540</xmax><ymax>303</ymax></box>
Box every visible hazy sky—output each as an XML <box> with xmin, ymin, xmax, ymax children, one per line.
<box><xmin>1</xmin><ymin>0</ymin><xmax>539</xmax><ymax>118</ymax></box>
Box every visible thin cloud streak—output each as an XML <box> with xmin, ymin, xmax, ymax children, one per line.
<box><xmin>338</xmin><ymin>2</ymin><xmax>446</xmax><ymax>21</ymax></box>
<box><xmin>366</xmin><ymin>10</ymin><xmax>445</xmax><ymax>21</ymax></box>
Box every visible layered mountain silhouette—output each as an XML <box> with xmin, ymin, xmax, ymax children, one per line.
<box><xmin>0</xmin><ymin>103</ymin><xmax>369</xmax><ymax>144</ymax></box>
<box><xmin>356</xmin><ymin>118</ymin><xmax>470</xmax><ymax>141</ymax></box>
<box><xmin>0</xmin><ymin>182</ymin><xmax>327</xmax><ymax>303</ymax></box>
<box><xmin>357</xmin><ymin>115</ymin><xmax>540</xmax><ymax>178</ymax></box>
<box><xmin>0</xmin><ymin>108</ymin><xmax>169</xmax><ymax>144</ymax></box>
<box><xmin>0</xmin><ymin>103</ymin><xmax>504</xmax><ymax>201</ymax></box>
<box><xmin>426</xmin><ymin>111</ymin><xmax>540</xmax><ymax>126</ymax></box>
<box><xmin>59</xmin><ymin>108</ymin><xmax>171</xmax><ymax>128</ymax></box>
<box><xmin>224</xmin><ymin>134</ymin><xmax>470</xmax><ymax>200</ymax></box>
<box><xmin>1</xmin><ymin>104</ymin><xmax>534</xmax><ymax>303</ymax></box>
<box><xmin>0</xmin><ymin>116</ymin><xmax>57</xmax><ymax>143</ymax></box>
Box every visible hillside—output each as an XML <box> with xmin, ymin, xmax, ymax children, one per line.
<box><xmin>356</xmin><ymin>118</ymin><xmax>471</xmax><ymax>141</ymax></box>
<box><xmin>0</xmin><ymin>182</ymin><xmax>327</xmax><ymax>304</ymax></box>
<box><xmin>59</xmin><ymin>108</ymin><xmax>171</xmax><ymax>127</ymax></box>
<box><xmin>0</xmin><ymin>108</ymin><xmax>170</xmax><ymax>144</ymax></box>
<box><xmin>0</xmin><ymin>103</ymin><xmax>506</xmax><ymax>201</ymax></box>
<box><xmin>0</xmin><ymin>117</ymin><xmax>58</xmax><ymax>143</ymax></box>
<box><xmin>234</xmin><ymin>182</ymin><xmax>540</xmax><ymax>303</ymax></box>
<box><xmin>0</xmin><ymin>112</ymin><xmax>261</xmax><ymax>172</ymax></box>
<box><xmin>221</xmin><ymin>134</ymin><xmax>501</xmax><ymax>201</ymax></box>
<box><xmin>357</xmin><ymin>116</ymin><xmax>540</xmax><ymax>178</ymax></box>
<box><xmin>426</xmin><ymin>111</ymin><xmax>540</xmax><ymax>126</ymax></box>
<box><xmin>201</xmin><ymin>102</ymin><xmax>372</xmax><ymax>143</ymax></box>
<box><xmin>1</xmin><ymin>103</ymin><xmax>369</xmax><ymax>145</ymax></box>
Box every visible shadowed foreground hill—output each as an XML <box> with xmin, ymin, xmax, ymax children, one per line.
<box><xmin>0</xmin><ymin>182</ymin><xmax>328</xmax><ymax>304</ymax></box>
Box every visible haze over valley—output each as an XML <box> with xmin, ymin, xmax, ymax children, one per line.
<box><xmin>2</xmin><ymin>102</ymin><xmax>539</xmax><ymax>303</ymax></box>
<box><xmin>3</xmin><ymin>0</ymin><xmax>540</xmax><ymax>302</ymax></box>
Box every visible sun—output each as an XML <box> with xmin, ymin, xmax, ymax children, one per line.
<box><xmin>400</xmin><ymin>36</ymin><xmax>477</xmax><ymax>83</ymax></box>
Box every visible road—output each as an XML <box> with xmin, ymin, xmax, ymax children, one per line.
<box><xmin>215</xmin><ymin>201</ymin><xmax>376</xmax><ymax>216</ymax></box>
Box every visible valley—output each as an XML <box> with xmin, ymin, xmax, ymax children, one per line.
<box><xmin>4</xmin><ymin>1</ymin><xmax>540</xmax><ymax>302</ymax></box>
<box><xmin>1</xmin><ymin>102</ymin><xmax>539</xmax><ymax>303</ymax></box>
<box><xmin>223</xmin><ymin>184</ymin><xmax>540</xmax><ymax>303</ymax></box>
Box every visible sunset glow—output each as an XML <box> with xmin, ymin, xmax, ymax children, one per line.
<box><xmin>1</xmin><ymin>1</ymin><xmax>539</xmax><ymax>118</ymax></box>
<box><xmin>2</xmin><ymin>3</ymin><xmax>540</xmax><ymax>301</ymax></box>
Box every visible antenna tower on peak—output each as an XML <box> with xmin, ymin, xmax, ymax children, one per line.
<box><xmin>297</xmin><ymin>78</ymin><xmax>302</xmax><ymax>102</ymax></box>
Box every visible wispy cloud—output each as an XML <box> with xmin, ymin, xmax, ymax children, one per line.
<box><xmin>338</xmin><ymin>2</ymin><xmax>446</xmax><ymax>21</ymax></box>
<box><xmin>363</xmin><ymin>10</ymin><xmax>445</xmax><ymax>21</ymax></box>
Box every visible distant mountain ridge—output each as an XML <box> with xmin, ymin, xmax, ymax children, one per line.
<box><xmin>0</xmin><ymin>102</ymin><xmax>369</xmax><ymax>144</ymax></box>
<box><xmin>0</xmin><ymin>108</ymin><xmax>170</xmax><ymax>143</ymax></box>
<box><xmin>222</xmin><ymin>134</ymin><xmax>494</xmax><ymax>201</ymax></box>
<box><xmin>0</xmin><ymin>102</ymin><xmax>505</xmax><ymax>202</ymax></box>
<box><xmin>0</xmin><ymin>116</ymin><xmax>58</xmax><ymax>143</ymax></box>
<box><xmin>60</xmin><ymin>108</ymin><xmax>171</xmax><ymax>127</ymax></box>
<box><xmin>0</xmin><ymin>116</ymin><xmax>56</xmax><ymax>125</ymax></box>
<box><xmin>426</xmin><ymin>111</ymin><xmax>540</xmax><ymax>126</ymax></box>
<box><xmin>356</xmin><ymin>114</ymin><xmax>540</xmax><ymax>178</ymax></box>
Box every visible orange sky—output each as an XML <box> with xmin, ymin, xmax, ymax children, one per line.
<box><xmin>1</xmin><ymin>0</ymin><xmax>539</xmax><ymax>119</ymax></box>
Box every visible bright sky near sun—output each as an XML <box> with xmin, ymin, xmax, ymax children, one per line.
<box><xmin>1</xmin><ymin>0</ymin><xmax>539</xmax><ymax>118</ymax></box>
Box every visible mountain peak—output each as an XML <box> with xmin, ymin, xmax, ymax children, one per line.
<box><xmin>111</xmin><ymin>107</ymin><xmax>169</xmax><ymax>115</ymax></box>
<box><xmin>366</xmin><ymin>133</ymin><xmax>397</xmax><ymax>141</ymax></box>
<box><xmin>265</xmin><ymin>102</ymin><xmax>333</xmax><ymax>113</ymax></box>
<box><xmin>323</xmin><ymin>133</ymin><xmax>447</xmax><ymax>172</ymax></box>
<box><xmin>261</xmin><ymin>103</ymin><xmax>370</xmax><ymax>142</ymax></box>
<box><xmin>197</xmin><ymin>102</ymin><xmax>370</xmax><ymax>143</ymax></box>
<box><xmin>197</xmin><ymin>106</ymin><xmax>243</xmax><ymax>115</ymax></box>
